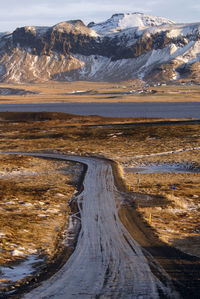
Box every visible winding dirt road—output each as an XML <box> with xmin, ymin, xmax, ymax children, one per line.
<box><xmin>7</xmin><ymin>153</ymin><xmax>179</xmax><ymax>298</ymax></box>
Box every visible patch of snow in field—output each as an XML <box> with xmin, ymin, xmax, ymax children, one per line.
<box><xmin>2</xmin><ymin>200</ymin><xmax>15</xmax><ymax>205</ymax></box>
<box><xmin>0</xmin><ymin>170</ymin><xmax>38</xmax><ymax>178</ymax></box>
<box><xmin>163</xmin><ymin>228</ymin><xmax>177</xmax><ymax>233</ymax></box>
<box><xmin>37</xmin><ymin>214</ymin><xmax>47</xmax><ymax>218</ymax></box>
<box><xmin>169</xmin><ymin>208</ymin><xmax>186</xmax><ymax>214</ymax></box>
<box><xmin>46</xmin><ymin>208</ymin><xmax>59</xmax><ymax>214</ymax></box>
<box><xmin>12</xmin><ymin>249</ymin><xmax>25</xmax><ymax>257</ymax></box>
<box><xmin>132</xmin><ymin>147</ymin><xmax>200</xmax><ymax>159</ymax></box>
<box><xmin>23</xmin><ymin>203</ymin><xmax>33</xmax><ymax>207</ymax></box>
<box><xmin>0</xmin><ymin>255</ymin><xmax>43</xmax><ymax>283</ymax></box>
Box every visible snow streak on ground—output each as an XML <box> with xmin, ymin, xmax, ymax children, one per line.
<box><xmin>0</xmin><ymin>255</ymin><xmax>43</xmax><ymax>283</ymax></box>
<box><xmin>132</xmin><ymin>147</ymin><xmax>200</xmax><ymax>159</ymax></box>
<box><xmin>6</xmin><ymin>153</ymin><xmax>178</xmax><ymax>299</ymax></box>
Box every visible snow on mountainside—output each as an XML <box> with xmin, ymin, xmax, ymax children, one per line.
<box><xmin>88</xmin><ymin>13</ymin><xmax>175</xmax><ymax>34</ymax></box>
<box><xmin>0</xmin><ymin>13</ymin><xmax>199</xmax><ymax>83</ymax></box>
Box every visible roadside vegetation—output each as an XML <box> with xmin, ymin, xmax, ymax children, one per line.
<box><xmin>0</xmin><ymin>153</ymin><xmax>83</xmax><ymax>294</ymax></box>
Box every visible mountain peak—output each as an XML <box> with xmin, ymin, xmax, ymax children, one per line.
<box><xmin>53</xmin><ymin>20</ymin><xmax>98</xmax><ymax>37</ymax></box>
<box><xmin>89</xmin><ymin>12</ymin><xmax>175</xmax><ymax>34</ymax></box>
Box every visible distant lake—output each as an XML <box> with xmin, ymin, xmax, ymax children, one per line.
<box><xmin>0</xmin><ymin>102</ymin><xmax>200</xmax><ymax>118</ymax></box>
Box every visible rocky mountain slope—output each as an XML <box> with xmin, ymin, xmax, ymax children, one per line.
<box><xmin>0</xmin><ymin>12</ymin><xmax>199</xmax><ymax>83</ymax></box>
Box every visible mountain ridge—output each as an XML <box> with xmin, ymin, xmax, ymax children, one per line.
<box><xmin>0</xmin><ymin>12</ymin><xmax>199</xmax><ymax>83</ymax></box>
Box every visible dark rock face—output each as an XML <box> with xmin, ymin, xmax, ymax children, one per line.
<box><xmin>10</xmin><ymin>23</ymin><xmax>191</xmax><ymax>60</ymax></box>
<box><xmin>176</xmin><ymin>61</ymin><xmax>200</xmax><ymax>81</ymax></box>
<box><xmin>13</xmin><ymin>27</ymin><xmax>45</xmax><ymax>55</ymax></box>
<box><xmin>144</xmin><ymin>62</ymin><xmax>177</xmax><ymax>82</ymax></box>
<box><xmin>10</xmin><ymin>23</ymin><xmax>199</xmax><ymax>62</ymax></box>
<box><xmin>12</xmin><ymin>24</ymin><xmax>99</xmax><ymax>57</ymax></box>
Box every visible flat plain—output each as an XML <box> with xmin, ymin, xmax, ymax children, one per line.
<box><xmin>0</xmin><ymin>81</ymin><xmax>200</xmax><ymax>103</ymax></box>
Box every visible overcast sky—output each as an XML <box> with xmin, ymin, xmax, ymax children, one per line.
<box><xmin>1</xmin><ymin>0</ymin><xmax>200</xmax><ymax>32</ymax></box>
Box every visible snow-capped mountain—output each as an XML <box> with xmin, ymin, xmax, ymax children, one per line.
<box><xmin>88</xmin><ymin>13</ymin><xmax>175</xmax><ymax>34</ymax></box>
<box><xmin>0</xmin><ymin>12</ymin><xmax>199</xmax><ymax>83</ymax></box>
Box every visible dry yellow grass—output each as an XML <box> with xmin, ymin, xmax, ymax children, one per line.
<box><xmin>124</xmin><ymin>169</ymin><xmax>200</xmax><ymax>257</ymax></box>
<box><xmin>0</xmin><ymin>81</ymin><xmax>200</xmax><ymax>103</ymax></box>
<box><xmin>0</xmin><ymin>154</ymin><xmax>83</xmax><ymax>292</ymax></box>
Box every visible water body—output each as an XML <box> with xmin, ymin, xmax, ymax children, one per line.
<box><xmin>0</xmin><ymin>102</ymin><xmax>200</xmax><ymax>118</ymax></box>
